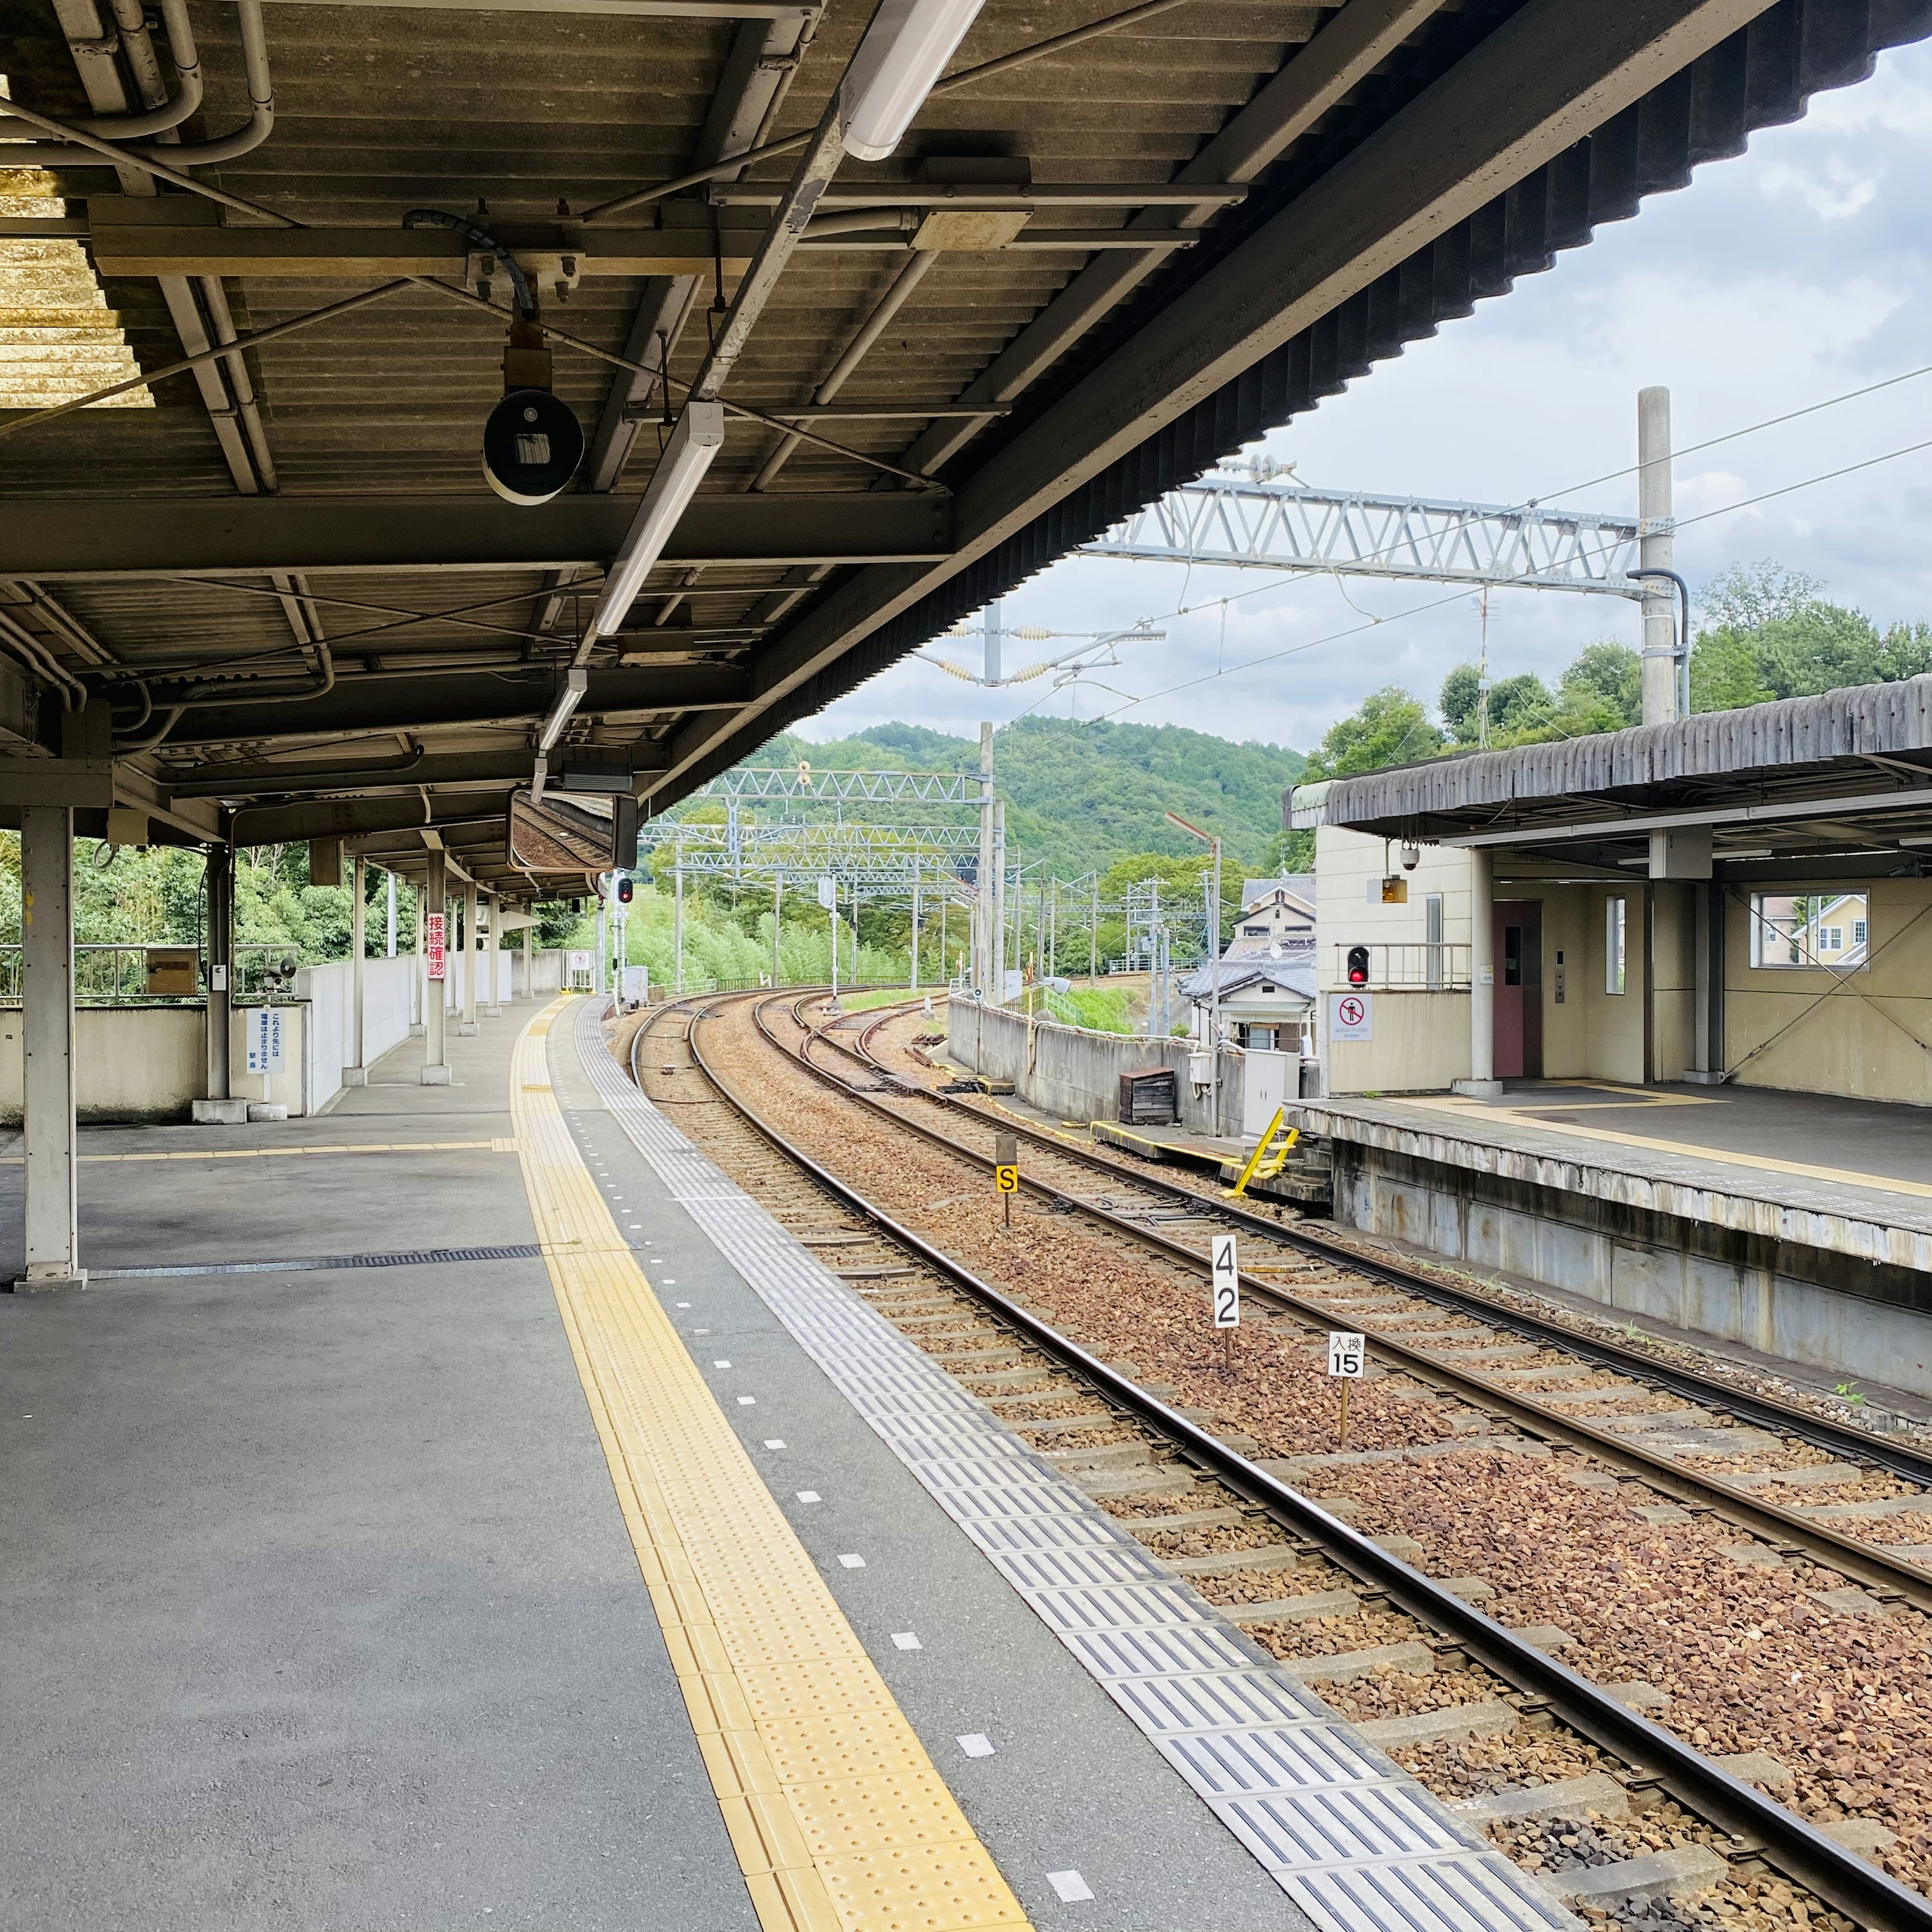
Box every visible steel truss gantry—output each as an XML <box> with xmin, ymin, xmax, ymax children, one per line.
<box><xmin>1081</xmin><ymin>475</ymin><xmax>1645</xmax><ymax>597</ymax></box>
<box><xmin>694</xmin><ymin>767</ymin><xmax>978</xmax><ymax>804</ymax></box>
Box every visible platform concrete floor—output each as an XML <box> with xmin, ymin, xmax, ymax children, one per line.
<box><xmin>0</xmin><ymin>1001</ymin><xmax>1313</xmax><ymax>1930</ymax></box>
<box><xmin>1316</xmin><ymin>1077</ymin><xmax>1932</xmax><ymax>1237</ymax></box>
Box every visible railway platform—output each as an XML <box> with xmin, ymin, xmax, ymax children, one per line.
<box><xmin>1</xmin><ymin>994</ymin><xmax>1571</xmax><ymax>1932</ymax></box>
<box><xmin>1293</xmin><ymin>1081</ymin><xmax>1932</xmax><ymax>1406</ymax></box>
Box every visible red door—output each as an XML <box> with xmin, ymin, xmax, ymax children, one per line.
<box><xmin>1492</xmin><ymin>902</ymin><xmax>1542</xmax><ymax>1079</ymax></box>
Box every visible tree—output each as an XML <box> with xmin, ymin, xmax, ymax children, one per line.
<box><xmin>1557</xmin><ymin>642</ymin><xmax>1642</xmax><ymax>726</ymax></box>
<box><xmin>1303</xmin><ymin>685</ymin><xmax>1443</xmax><ymax>780</ymax></box>
<box><xmin>1689</xmin><ymin>560</ymin><xmax>1932</xmax><ymax>711</ymax></box>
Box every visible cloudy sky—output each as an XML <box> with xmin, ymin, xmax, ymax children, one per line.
<box><xmin>804</xmin><ymin>38</ymin><xmax>1932</xmax><ymax>758</ymax></box>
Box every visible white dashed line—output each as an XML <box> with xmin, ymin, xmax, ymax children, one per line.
<box><xmin>891</xmin><ymin>1632</ymin><xmax>921</xmax><ymax>1651</ymax></box>
<box><xmin>737</xmin><ymin>1395</ymin><xmax>756</xmax><ymax>1406</ymax></box>
<box><xmin>712</xmin><ymin>1359</ymin><xmax>732</xmax><ymax>1369</ymax></box>
<box><xmin>837</xmin><ymin>1553</ymin><xmax>865</xmax><ymax>1569</ymax></box>
<box><xmin>1048</xmin><ymin>1872</ymin><xmax>1095</xmax><ymax>1904</ymax></box>
<box><xmin>795</xmin><ymin>1491</ymin><xmax>820</xmax><ymax>1503</ymax></box>
<box><xmin>956</xmin><ymin>1734</ymin><xmax>994</xmax><ymax>1759</ymax></box>
<box><xmin>762</xmin><ymin>1438</ymin><xmax>786</xmax><ymax>1450</ymax></box>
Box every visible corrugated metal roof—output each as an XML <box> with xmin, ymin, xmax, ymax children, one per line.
<box><xmin>0</xmin><ymin>0</ymin><xmax>1925</xmax><ymax>899</ymax></box>
<box><xmin>1308</xmin><ymin>677</ymin><xmax>1932</xmax><ymax>833</ymax></box>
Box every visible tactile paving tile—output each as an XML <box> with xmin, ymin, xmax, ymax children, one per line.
<box><xmin>576</xmin><ymin>1000</ymin><xmax>1574</xmax><ymax>1932</ymax></box>
<box><xmin>510</xmin><ymin>1003</ymin><xmax>1030</xmax><ymax>1932</ymax></box>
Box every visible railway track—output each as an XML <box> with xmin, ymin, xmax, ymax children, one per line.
<box><xmin>614</xmin><ymin>988</ymin><xmax>1932</xmax><ymax>1932</ymax></box>
<box><xmin>789</xmin><ymin>996</ymin><xmax>1932</xmax><ymax>1607</ymax></box>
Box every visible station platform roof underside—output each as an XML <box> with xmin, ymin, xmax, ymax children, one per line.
<box><xmin>1293</xmin><ymin>678</ymin><xmax>1932</xmax><ymax>883</ymax></box>
<box><xmin>5</xmin><ymin>0</ymin><xmax>1928</xmax><ymax>903</ymax></box>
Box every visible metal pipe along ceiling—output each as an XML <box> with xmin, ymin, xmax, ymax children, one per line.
<box><xmin>16</xmin><ymin>0</ymin><xmax>274</xmax><ymax>167</ymax></box>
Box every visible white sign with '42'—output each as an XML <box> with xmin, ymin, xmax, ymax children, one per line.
<box><xmin>1327</xmin><ymin>1331</ymin><xmax>1366</xmax><ymax>1378</ymax></box>
<box><xmin>1210</xmin><ymin>1234</ymin><xmax>1239</xmax><ymax>1328</ymax></box>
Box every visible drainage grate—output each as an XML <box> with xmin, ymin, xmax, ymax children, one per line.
<box><xmin>570</xmin><ymin>1001</ymin><xmax>1567</xmax><ymax>1932</ymax></box>
<box><xmin>92</xmin><ymin>1244</ymin><xmax>543</xmax><ymax>1279</ymax></box>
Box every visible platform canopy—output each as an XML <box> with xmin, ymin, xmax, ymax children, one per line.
<box><xmin>2</xmin><ymin>0</ymin><xmax>1924</xmax><ymax>902</ymax></box>
<box><xmin>1293</xmin><ymin>676</ymin><xmax>1932</xmax><ymax>881</ymax></box>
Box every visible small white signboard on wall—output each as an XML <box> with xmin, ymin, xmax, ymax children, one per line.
<box><xmin>1329</xmin><ymin>991</ymin><xmax>1373</xmax><ymax>1041</ymax></box>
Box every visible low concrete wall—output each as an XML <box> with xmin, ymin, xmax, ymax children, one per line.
<box><xmin>0</xmin><ymin>1005</ymin><xmax>206</xmax><ymax>1123</ymax></box>
<box><xmin>947</xmin><ymin>1000</ymin><xmax>1244</xmax><ymax>1136</ymax></box>
<box><xmin>296</xmin><ymin>955</ymin><xmax>420</xmax><ymax>1113</ymax></box>
<box><xmin>516</xmin><ymin>949</ymin><xmax>564</xmax><ymax>997</ymax></box>
<box><xmin>1328</xmin><ymin>1137</ymin><xmax>1932</xmax><ymax>1400</ymax></box>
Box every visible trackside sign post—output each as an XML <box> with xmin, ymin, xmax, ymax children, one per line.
<box><xmin>1211</xmin><ymin>1233</ymin><xmax>1238</xmax><ymax>1373</ymax></box>
<box><xmin>1328</xmin><ymin>1330</ymin><xmax>1365</xmax><ymax>1444</ymax></box>
<box><xmin>995</xmin><ymin>1131</ymin><xmax>1018</xmax><ymax>1229</ymax></box>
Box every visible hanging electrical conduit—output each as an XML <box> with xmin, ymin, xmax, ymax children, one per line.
<box><xmin>2</xmin><ymin>0</ymin><xmax>275</xmax><ymax>167</ymax></box>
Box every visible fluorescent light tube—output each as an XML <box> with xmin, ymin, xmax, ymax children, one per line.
<box><xmin>839</xmin><ymin>0</ymin><xmax>986</xmax><ymax>162</ymax></box>
<box><xmin>538</xmin><ymin>667</ymin><xmax>588</xmax><ymax>753</ymax></box>
<box><xmin>587</xmin><ymin>401</ymin><xmax>725</xmax><ymax>643</ymax></box>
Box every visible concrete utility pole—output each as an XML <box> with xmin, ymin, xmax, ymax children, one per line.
<box><xmin>976</xmin><ymin>722</ymin><xmax>994</xmax><ymax>996</ymax></box>
<box><xmin>771</xmin><ymin>874</ymin><xmax>782</xmax><ymax>988</ymax></box>
<box><xmin>422</xmin><ymin>854</ymin><xmax>450</xmax><ymax>1084</ymax></box>
<box><xmin>910</xmin><ymin>860</ymin><xmax>921</xmax><ymax>994</ymax></box>
<box><xmin>992</xmin><ymin>801</ymin><xmax>1007</xmax><ymax>1003</ymax></box>
<box><xmin>1090</xmin><ymin>877</ymin><xmax>1099</xmax><ymax>983</ymax></box>
<box><xmin>1638</xmin><ymin>385</ymin><xmax>1678</xmax><ymax>726</ymax></box>
<box><xmin>594</xmin><ymin>891</ymin><xmax>608</xmax><ymax>998</ymax></box>
<box><xmin>459</xmin><ymin>881</ymin><xmax>479</xmax><ymax>1035</ymax></box>
<box><xmin>984</xmin><ymin>599</ymin><xmax>1003</xmax><ymax>687</ymax></box>
<box><xmin>344</xmin><ymin>854</ymin><xmax>368</xmax><ymax>1086</ymax></box>
<box><xmin>16</xmin><ymin>805</ymin><xmax>82</xmax><ymax>1289</ymax></box>
<box><xmin>672</xmin><ymin>846</ymin><xmax>683</xmax><ymax>995</ymax></box>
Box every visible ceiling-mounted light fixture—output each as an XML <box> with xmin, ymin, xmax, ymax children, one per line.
<box><xmin>538</xmin><ymin>667</ymin><xmax>588</xmax><ymax>752</ymax></box>
<box><xmin>839</xmin><ymin>0</ymin><xmax>987</xmax><ymax>161</ymax></box>
<box><xmin>585</xmin><ymin>401</ymin><xmax>726</xmax><ymax>643</ymax></box>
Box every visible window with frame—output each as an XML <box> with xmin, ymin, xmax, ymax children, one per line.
<box><xmin>1605</xmin><ymin>895</ymin><xmax>1626</xmax><ymax>995</ymax></box>
<box><xmin>1748</xmin><ymin>893</ymin><xmax>1870</xmax><ymax>970</ymax></box>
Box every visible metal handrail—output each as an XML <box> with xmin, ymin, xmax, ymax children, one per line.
<box><xmin>1331</xmin><ymin>940</ymin><xmax>1471</xmax><ymax>990</ymax></box>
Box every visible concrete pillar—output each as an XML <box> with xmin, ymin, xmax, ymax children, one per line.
<box><xmin>482</xmin><ymin>892</ymin><xmax>503</xmax><ymax>1015</ymax></box>
<box><xmin>595</xmin><ymin>898</ymin><xmax>608</xmax><ymax>997</ymax></box>
<box><xmin>15</xmin><ymin>805</ymin><xmax>84</xmax><ymax>1290</ymax></box>
<box><xmin>992</xmin><ymin>800</ymin><xmax>1007</xmax><ymax>1002</ymax></box>
<box><xmin>975</xmin><ymin>722</ymin><xmax>993</xmax><ymax>996</ymax></box>
<box><xmin>1454</xmin><ymin>847</ymin><xmax>1501</xmax><ymax>1096</ymax></box>
<box><xmin>1685</xmin><ymin>879</ymin><xmax>1727</xmax><ymax>1084</ymax></box>
<box><xmin>772</xmin><ymin>873</ymin><xmax>783</xmax><ymax>988</ymax></box>
<box><xmin>409</xmin><ymin>883</ymin><xmax>427</xmax><ymax>1036</ymax></box>
<box><xmin>193</xmin><ymin>843</ymin><xmax>247</xmax><ymax>1124</ymax></box>
<box><xmin>1638</xmin><ymin>386</ymin><xmax>1678</xmax><ymax>726</ymax></box>
<box><xmin>422</xmin><ymin>856</ymin><xmax>450</xmax><ymax>1084</ymax></box>
<box><xmin>458</xmin><ymin>880</ymin><xmax>480</xmax><ymax>1035</ymax></box>
<box><xmin>343</xmin><ymin>854</ymin><xmax>369</xmax><ymax>1086</ymax></box>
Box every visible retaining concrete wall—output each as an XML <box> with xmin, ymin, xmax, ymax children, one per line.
<box><xmin>947</xmin><ymin>999</ymin><xmax>1243</xmax><ymax>1136</ymax></box>
<box><xmin>0</xmin><ymin>1005</ymin><xmax>207</xmax><ymax>1123</ymax></box>
<box><xmin>1330</xmin><ymin>1139</ymin><xmax>1932</xmax><ymax>1400</ymax></box>
<box><xmin>296</xmin><ymin>955</ymin><xmax>420</xmax><ymax>1114</ymax></box>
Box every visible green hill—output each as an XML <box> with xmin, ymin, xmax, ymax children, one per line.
<box><xmin>745</xmin><ymin>716</ymin><xmax>1306</xmax><ymax>878</ymax></box>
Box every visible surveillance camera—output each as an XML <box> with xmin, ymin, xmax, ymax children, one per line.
<box><xmin>483</xmin><ymin>388</ymin><xmax>584</xmax><ymax>506</ymax></box>
<box><xmin>1399</xmin><ymin>843</ymin><xmax>1420</xmax><ymax>872</ymax></box>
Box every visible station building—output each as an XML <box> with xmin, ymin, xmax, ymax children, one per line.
<box><xmin>1289</xmin><ymin>676</ymin><xmax>1932</xmax><ymax>1399</ymax></box>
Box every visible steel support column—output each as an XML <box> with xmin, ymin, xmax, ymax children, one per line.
<box><xmin>15</xmin><ymin>804</ymin><xmax>83</xmax><ymax>1291</ymax></box>
<box><xmin>344</xmin><ymin>853</ymin><xmax>369</xmax><ymax>1084</ymax></box>
<box><xmin>192</xmin><ymin>842</ymin><xmax>247</xmax><ymax>1124</ymax></box>
<box><xmin>422</xmin><ymin>856</ymin><xmax>450</xmax><ymax>1083</ymax></box>
<box><xmin>482</xmin><ymin>892</ymin><xmax>503</xmax><ymax>1016</ymax></box>
<box><xmin>458</xmin><ymin>880</ymin><xmax>479</xmax><ymax>1035</ymax></box>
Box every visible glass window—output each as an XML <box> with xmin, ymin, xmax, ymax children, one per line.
<box><xmin>1605</xmin><ymin>896</ymin><xmax>1626</xmax><ymax>995</ymax></box>
<box><xmin>1749</xmin><ymin>893</ymin><xmax>1869</xmax><ymax>970</ymax></box>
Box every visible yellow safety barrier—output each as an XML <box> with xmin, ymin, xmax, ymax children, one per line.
<box><xmin>1223</xmin><ymin>1107</ymin><xmax>1299</xmax><ymax>1199</ymax></box>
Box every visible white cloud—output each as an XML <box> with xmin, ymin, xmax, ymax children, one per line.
<box><xmin>804</xmin><ymin>42</ymin><xmax>1932</xmax><ymax>758</ymax></box>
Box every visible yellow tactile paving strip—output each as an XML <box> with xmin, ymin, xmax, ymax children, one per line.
<box><xmin>508</xmin><ymin>1000</ymin><xmax>1031</xmax><ymax>1932</ymax></box>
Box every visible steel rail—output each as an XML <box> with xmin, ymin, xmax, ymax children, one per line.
<box><xmin>669</xmin><ymin>987</ymin><xmax>1932</xmax><ymax>1932</ymax></box>
<box><xmin>771</xmin><ymin>999</ymin><xmax>1932</xmax><ymax>1616</ymax></box>
<box><xmin>843</xmin><ymin>1003</ymin><xmax>1932</xmax><ymax>1494</ymax></box>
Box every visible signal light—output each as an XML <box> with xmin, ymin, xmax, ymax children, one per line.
<box><xmin>616</xmin><ymin>875</ymin><xmax>634</xmax><ymax>905</ymax></box>
<box><xmin>1346</xmin><ymin>944</ymin><xmax>1371</xmax><ymax>987</ymax></box>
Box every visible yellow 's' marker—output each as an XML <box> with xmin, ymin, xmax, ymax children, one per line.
<box><xmin>509</xmin><ymin>1001</ymin><xmax>1030</xmax><ymax>1932</ymax></box>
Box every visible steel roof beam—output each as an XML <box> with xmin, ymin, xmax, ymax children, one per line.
<box><xmin>640</xmin><ymin>0</ymin><xmax>1782</xmax><ymax>805</ymax></box>
<box><xmin>166</xmin><ymin>747</ymin><xmax>669</xmax><ymax>798</ymax></box>
<box><xmin>231</xmin><ymin>791</ymin><xmax>512</xmax><ymax>845</ymax></box>
<box><xmin>158</xmin><ymin>664</ymin><xmax>748</xmax><ymax>746</ymax></box>
<box><xmin>2</xmin><ymin>493</ymin><xmax>953</xmax><ymax>579</ymax></box>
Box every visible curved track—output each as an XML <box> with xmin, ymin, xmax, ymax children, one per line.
<box><xmin>616</xmin><ymin>988</ymin><xmax>1932</xmax><ymax>1932</ymax></box>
